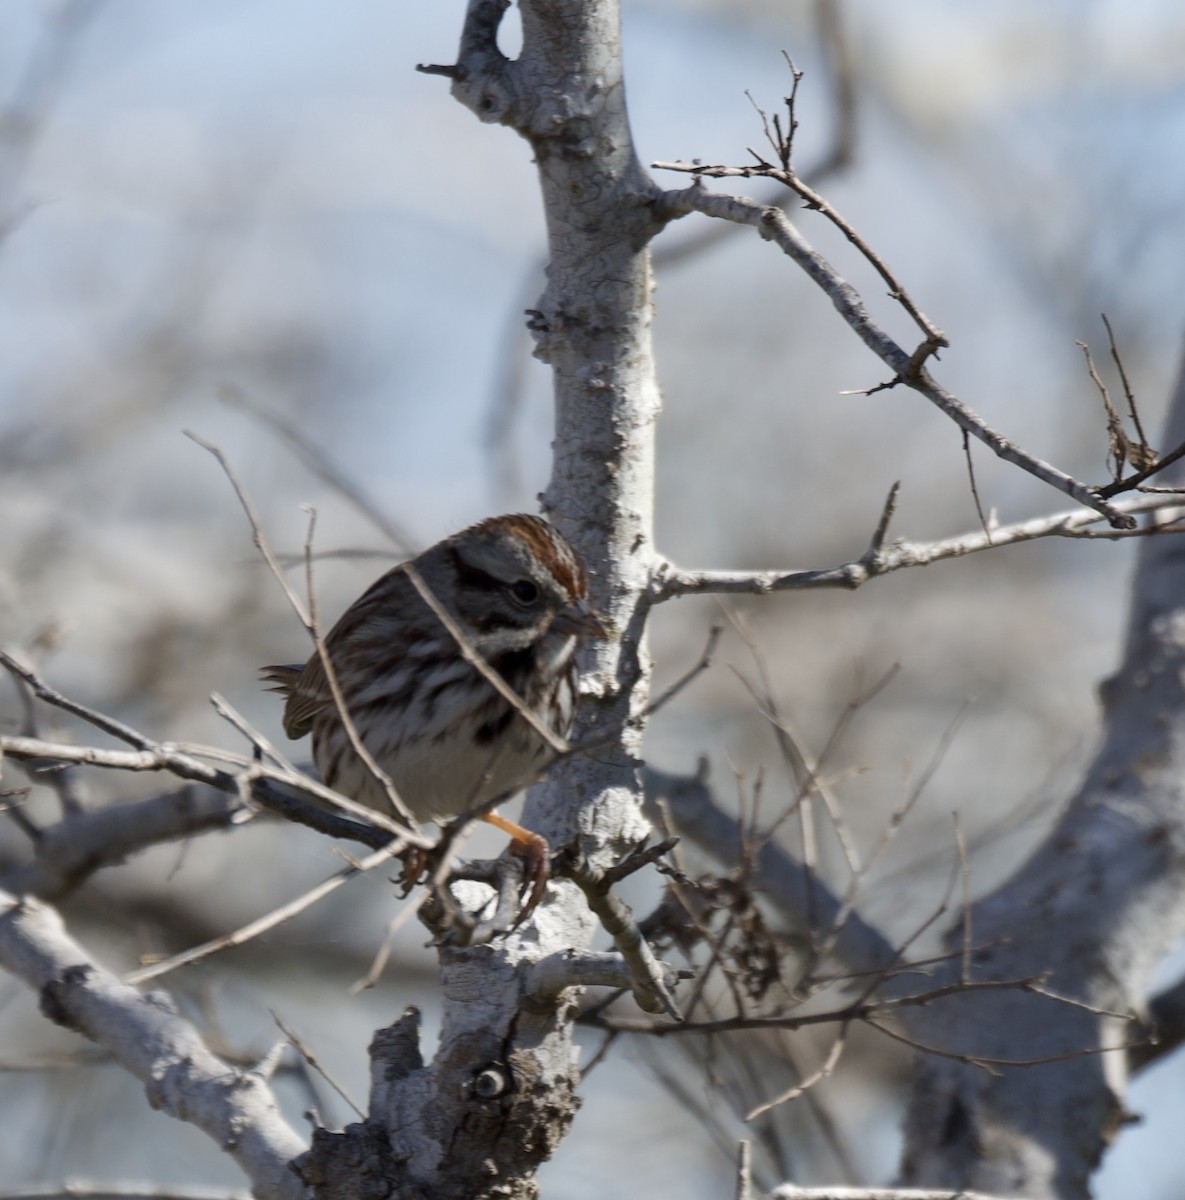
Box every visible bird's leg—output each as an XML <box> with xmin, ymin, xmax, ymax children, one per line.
<box><xmin>483</xmin><ymin>811</ymin><xmax>551</xmax><ymax>922</ymax></box>
<box><xmin>397</xmin><ymin>846</ymin><xmax>430</xmax><ymax>896</ymax></box>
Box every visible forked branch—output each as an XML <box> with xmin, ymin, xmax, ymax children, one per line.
<box><xmin>653</xmin><ymin>183</ymin><xmax>1132</xmax><ymax>528</ymax></box>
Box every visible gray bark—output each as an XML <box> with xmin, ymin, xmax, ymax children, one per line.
<box><xmin>296</xmin><ymin>2</ymin><xmax>667</xmax><ymax>1194</ymax></box>
<box><xmin>0</xmin><ymin>891</ymin><xmax>306</xmax><ymax>1200</ymax></box>
<box><xmin>897</xmin><ymin>348</ymin><xmax>1185</xmax><ymax>1197</ymax></box>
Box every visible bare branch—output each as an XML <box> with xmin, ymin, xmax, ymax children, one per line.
<box><xmin>350</xmin><ymin>842</ymin><xmax>459</xmax><ymax>989</ymax></box>
<box><xmin>864</xmin><ymin>1014</ymin><xmax>1148</xmax><ymax>1072</ymax></box>
<box><xmin>746</xmin><ymin>1023</ymin><xmax>848</xmax><ymax>1120</ymax></box>
<box><xmin>960</xmin><ymin>430</ymin><xmax>990</xmax><ymax>540</ymax></box>
<box><xmin>561</xmin><ymin>853</ymin><xmax>683</xmax><ymax>1019</ymax></box>
<box><xmin>637</xmin><ymin>624</ymin><xmax>722</xmax><ymax>721</ymax></box>
<box><xmin>272</xmin><ymin>1010</ymin><xmax>365</xmax><ymax>1120</ymax></box>
<box><xmin>662</xmin><ymin>150</ymin><xmax>946</xmax><ymax>352</ymax></box>
<box><xmin>189</xmin><ymin>432</ymin><xmax>421</xmax><ymax>828</ymax></box>
<box><xmin>0</xmin><ymin>649</ymin><xmax>153</xmax><ymax>750</ymax></box>
<box><xmin>0</xmin><ymin>784</ymin><xmax>244</xmax><ymax>901</ymax></box>
<box><xmin>587</xmin><ymin>974</ymin><xmax>1058</xmax><ymax>1039</ymax></box>
<box><xmin>0</xmin><ymin>891</ymin><xmax>306</xmax><ymax>1198</ymax></box>
<box><xmin>1103</xmin><ymin>313</ymin><xmax>1149</xmax><ymax>451</ymax></box>
<box><xmin>643</xmin><ymin>765</ymin><xmax>897</xmax><ymax>974</ymax></box>
<box><xmin>0</xmin><ymin>731</ymin><xmax>431</xmax><ymax>850</ymax></box>
<box><xmin>125</xmin><ymin>839</ymin><xmax>405</xmax><ymax>984</ymax></box>
<box><xmin>650</xmin><ymin>7</ymin><xmax>857</xmax><ymax>272</ymax></box>
<box><xmin>767</xmin><ymin>1187</ymin><xmax>1025</xmax><ymax>1200</ymax></box>
<box><xmin>0</xmin><ymin>1186</ymin><xmax>251</xmax><ymax>1200</ymax></box>
<box><xmin>528</xmin><ymin>948</ymin><xmax>686</xmax><ymax>1000</ymax></box>
<box><xmin>651</xmin><ymin>185</ymin><xmax>1132</xmax><ymax>527</ymax></box>
<box><xmin>651</xmin><ymin>491</ymin><xmax>1184</xmax><ymax>601</ymax></box>
<box><xmin>220</xmin><ymin>384</ymin><xmax>417</xmax><ymax>553</ymax></box>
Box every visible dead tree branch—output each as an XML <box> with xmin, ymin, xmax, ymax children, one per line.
<box><xmin>651</xmin><ymin>491</ymin><xmax>1183</xmax><ymax>601</ymax></box>
<box><xmin>0</xmin><ymin>890</ymin><xmax>306</xmax><ymax>1198</ymax></box>
<box><xmin>653</xmin><ymin>183</ymin><xmax>1132</xmax><ymax>528</ymax></box>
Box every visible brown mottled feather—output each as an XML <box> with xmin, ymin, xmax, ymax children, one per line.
<box><xmin>261</xmin><ymin>513</ymin><xmax>600</xmax><ymax>825</ymax></box>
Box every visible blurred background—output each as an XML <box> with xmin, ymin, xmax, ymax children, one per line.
<box><xmin>1</xmin><ymin>0</ymin><xmax>1184</xmax><ymax>1194</ymax></box>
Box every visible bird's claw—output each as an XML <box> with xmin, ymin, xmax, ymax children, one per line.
<box><xmin>508</xmin><ymin>831</ymin><xmax>551</xmax><ymax>929</ymax></box>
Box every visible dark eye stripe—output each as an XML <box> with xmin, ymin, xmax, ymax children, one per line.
<box><xmin>447</xmin><ymin>549</ymin><xmax>506</xmax><ymax>593</ymax></box>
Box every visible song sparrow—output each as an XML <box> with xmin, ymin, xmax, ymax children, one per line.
<box><xmin>263</xmin><ymin>514</ymin><xmax>603</xmax><ymax>908</ymax></box>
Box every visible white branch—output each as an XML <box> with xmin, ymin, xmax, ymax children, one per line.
<box><xmin>766</xmin><ymin>1189</ymin><xmax>1024</xmax><ymax>1200</ymax></box>
<box><xmin>527</xmin><ymin>948</ymin><xmax>672</xmax><ymax>997</ymax></box>
<box><xmin>0</xmin><ymin>891</ymin><xmax>307</xmax><ymax>1199</ymax></box>
<box><xmin>0</xmin><ymin>1185</ymin><xmax>250</xmax><ymax>1200</ymax></box>
<box><xmin>652</xmin><ymin>492</ymin><xmax>1184</xmax><ymax>600</ymax></box>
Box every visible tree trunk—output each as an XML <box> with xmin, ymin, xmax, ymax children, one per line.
<box><xmin>297</xmin><ymin>2</ymin><xmax>668</xmax><ymax>1194</ymax></box>
<box><xmin>899</xmin><ymin>348</ymin><xmax>1185</xmax><ymax>1197</ymax></box>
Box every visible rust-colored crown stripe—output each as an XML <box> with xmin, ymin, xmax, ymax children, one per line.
<box><xmin>470</xmin><ymin>514</ymin><xmax>586</xmax><ymax>600</ymax></box>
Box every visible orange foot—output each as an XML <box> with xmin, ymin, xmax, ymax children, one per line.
<box><xmin>484</xmin><ymin>811</ymin><xmax>551</xmax><ymax>925</ymax></box>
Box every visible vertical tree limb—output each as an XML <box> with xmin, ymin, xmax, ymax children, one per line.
<box><xmin>897</xmin><ymin>346</ymin><xmax>1185</xmax><ymax>1198</ymax></box>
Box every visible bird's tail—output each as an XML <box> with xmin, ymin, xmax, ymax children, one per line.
<box><xmin>260</xmin><ymin>664</ymin><xmax>302</xmax><ymax>695</ymax></box>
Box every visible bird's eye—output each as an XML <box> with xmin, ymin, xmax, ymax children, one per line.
<box><xmin>510</xmin><ymin>579</ymin><xmax>540</xmax><ymax>605</ymax></box>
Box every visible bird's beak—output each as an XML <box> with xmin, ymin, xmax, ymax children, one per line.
<box><xmin>551</xmin><ymin>598</ymin><xmax>608</xmax><ymax>640</ymax></box>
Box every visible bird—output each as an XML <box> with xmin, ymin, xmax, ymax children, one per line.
<box><xmin>262</xmin><ymin>513</ymin><xmax>604</xmax><ymax>914</ymax></box>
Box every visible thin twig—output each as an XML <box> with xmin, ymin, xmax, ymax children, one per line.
<box><xmin>124</xmin><ymin>839</ymin><xmax>406</xmax><ymax>984</ymax></box>
<box><xmin>811</xmin><ymin>704</ymin><xmax>969</xmax><ymax>968</ymax></box>
<box><xmin>0</xmin><ymin>649</ymin><xmax>151</xmax><ymax>750</ymax></box>
<box><xmin>1078</xmin><ymin>335</ymin><xmax>1127</xmax><ymax>481</ymax></box>
<box><xmin>638</xmin><ymin>624</ymin><xmax>723</xmax><ymax>720</ymax></box>
<box><xmin>961</xmin><ymin>429</ymin><xmax>991</xmax><ymax>541</ymax></box>
<box><xmin>220</xmin><ymin>384</ymin><xmax>417</xmax><ymax>553</ymax></box>
<box><xmin>837</xmin><ymin>854</ymin><xmax>966</xmax><ymax>1016</ymax></box>
<box><xmin>954</xmin><ymin>813</ymin><xmax>972</xmax><ymax>985</ymax></box>
<box><xmin>863</xmin><ymin>1014</ymin><xmax>1149</xmax><ymax>1074</ymax></box>
<box><xmin>652</xmin><ymin>798</ymin><xmax>753</xmax><ymax>1023</ymax></box>
<box><xmin>585</xmin><ymin>974</ymin><xmax>1058</xmax><ymax>1038</ymax></box>
<box><xmin>2</xmin><ymin>649</ymin><xmax>90</xmax><ymax>816</ymax></box>
<box><xmin>1102</xmin><ymin>313</ymin><xmax>1150</xmax><ymax>453</ymax></box>
<box><xmin>349</xmin><ymin>845</ymin><xmax>458</xmax><ymax>993</ymax></box>
<box><xmin>185</xmin><ymin>431</ymin><xmax>312</xmax><ymax>623</ymax></box>
<box><xmin>189</xmin><ymin>431</ymin><xmax>421</xmax><ymax>828</ymax></box>
<box><xmin>658</xmin><ymin>155</ymin><xmax>945</xmax><ymax>350</ymax></box>
<box><xmin>746</xmin><ymin>1023</ymin><xmax>848</xmax><ymax>1120</ymax></box>
<box><xmin>209</xmin><ymin>693</ymin><xmax>289</xmax><ymax>770</ymax></box>
<box><xmin>272</xmin><ymin>1011</ymin><xmax>365</xmax><ymax>1119</ymax></box>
